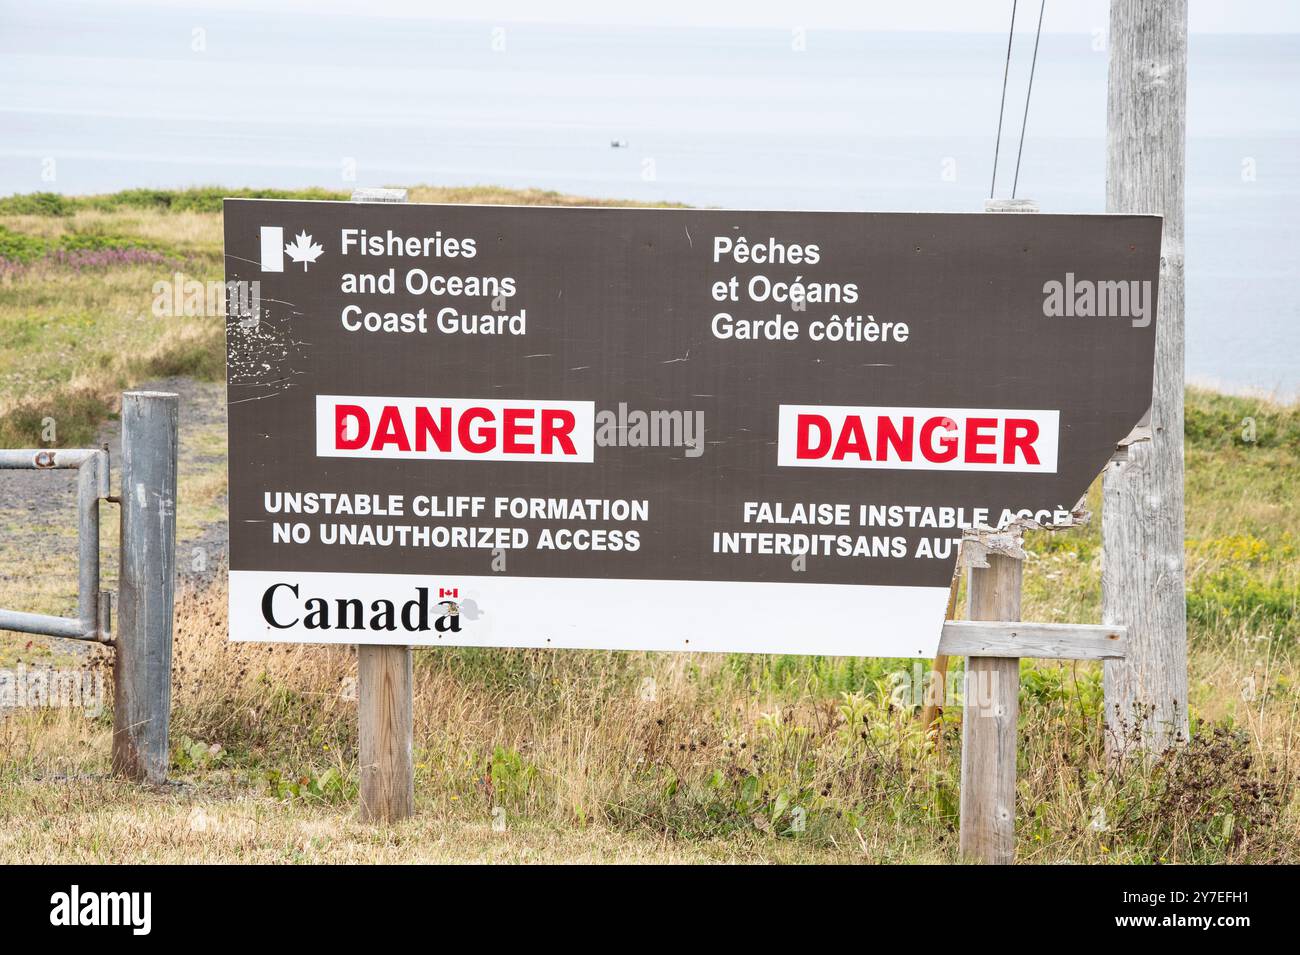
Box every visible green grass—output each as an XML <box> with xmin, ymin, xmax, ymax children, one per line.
<box><xmin>0</xmin><ymin>225</ymin><xmax>48</xmax><ymax>264</ymax></box>
<box><xmin>1186</xmin><ymin>387</ymin><xmax>1300</xmax><ymax>451</ymax></box>
<box><xmin>0</xmin><ymin>186</ymin><xmax>353</xmax><ymax>217</ymax></box>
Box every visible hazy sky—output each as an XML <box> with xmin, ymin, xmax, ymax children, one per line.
<box><xmin>104</xmin><ymin>0</ymin><xmax>1300</xmax><ymax>33</ymax></box>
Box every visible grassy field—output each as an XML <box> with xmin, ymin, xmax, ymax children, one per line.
<box><xmin>0</xmin><ymin>188</ymin><xmax>1297</xmax><ymax>863</ymax></box>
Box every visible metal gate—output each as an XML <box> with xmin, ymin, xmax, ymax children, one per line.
<box><xmin>1</xmin><ymin>392</ymin><xmax>178</xmax><ymax>783</ymax></box>
<box><xmin>0</xmin><ymin>448</ymin><xmax>112</xmax><ymax>642</ymax></box>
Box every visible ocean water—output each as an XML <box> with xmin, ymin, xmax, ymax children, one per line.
<box><xmin>1</xmin><ymin>4</ymin><xmax>1297</xmax><ymax>396</ymax></box>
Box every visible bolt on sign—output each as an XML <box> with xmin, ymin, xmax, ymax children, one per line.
<box><xmin>224</xmin><ymin>200</ymin><xmax>1160</xmax><ymax>657</ymax></box>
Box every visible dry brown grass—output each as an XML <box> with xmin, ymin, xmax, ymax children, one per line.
<box><xmin>0</xmin><ymin>776</ymin><xmax>875</xmax><ymax>864</ymax></box>
<box><xmin>404</xmin><ymin>184</ymin><xmax>686</xmax><ymax>208</ymax></box>
<box><xmin>6</xmin><ymin>568</ymin><xmax>1289</xmax><ymax>864</ymax></box>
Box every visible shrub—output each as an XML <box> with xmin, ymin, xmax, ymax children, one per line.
<box><xmin>1185</xmin><ymin>387</ymin><xmax>1300</xmax><ymax>452</ymax></box>
<box><xmin>0</xmin><ymin>191</ymin><xmax>72</xmax><ymax>216</ymax></box>
<box><xmin>0</xmin><ymin>186</ymin><xmax>353</xmax><ymax>217</ymax></box>
<box><xmin>1107</xmin><ymin>722</ymin><xmax>1295</xmax><ymax>863</ymax></box>
<box><xmin>0</xmin><ymin>225</ymin><xmax>48</xmax><ymax>264</ymax></box>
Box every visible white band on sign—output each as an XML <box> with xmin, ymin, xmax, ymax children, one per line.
<box><xmin>259</xmin><ymin>226</ymin><xmax>284</xmax><ymax>272</ymax></box>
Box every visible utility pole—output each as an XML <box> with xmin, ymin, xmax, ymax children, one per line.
<box><xmin>1102</xmin><ymin>0</ymin><xmax>1189</xmax><ymax>755</ymax></box>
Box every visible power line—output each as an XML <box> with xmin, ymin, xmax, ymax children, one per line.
<box><xmin>1012</xmin><ymin>0</ymin><xmax>1047</xmax><ymax>198</ymax></box>
<box><xmin>990</xmin><ymin>0</ymin><xmax>1019</xmax><ymax>200</ymax></box>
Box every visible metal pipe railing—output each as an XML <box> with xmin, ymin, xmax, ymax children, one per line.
<box><xmin>0</xmin><ymin>447</ymin><xmax>111</xmax><ymax>642</ymax></box>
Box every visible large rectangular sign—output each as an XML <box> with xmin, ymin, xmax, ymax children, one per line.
<box><xmin>224</xmin><ymin>200</ymin><xmax>1160</xmax><ymax>657</ymax></box>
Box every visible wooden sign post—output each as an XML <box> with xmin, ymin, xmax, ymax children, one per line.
<box><xmin>351</xmin><ymin>187</ymin><xmax>415</xmax><ymax>823</ymax></box>
<box><xmin>357</xmin><ymin>641</ymin><xmax>413</xmax><ymax>821</ymax></box>
<box><xmin>942</xmin><ymin>524</ymin><xmax>1129</xmax><ymax>863</ymax></box>
<box><xmin>959</xmin><ymin>549</ymin><xmax>1022</xmax><ymax>864</ymax></box>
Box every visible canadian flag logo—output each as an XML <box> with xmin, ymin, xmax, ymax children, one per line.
<box><xmin>259</xmin><ymin>226</ymin><xmax>324</xmax><ymax>272</ymax></box>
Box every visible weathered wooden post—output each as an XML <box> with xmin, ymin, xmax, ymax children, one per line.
<box><xmin>358</xmin><ymin>642</ymin><xmax>414</xmax><ymax>821</ymax></box>
<box><xmin>351</xmin><ymin>186</ymin><xmax>416</xmax><ymax>823</ymax></box>
<box><xmin>959</xmin><ymin>546</ymin><xmax>1023</xmax><ymax>864</ymax></box>
<box><xmin>1102</xmin><ymin>0</ymin><xmax>1189</xmax><ymax>756</ymax></box>
<box><xmin>112</xmin><ymin>391</ymin><xmax>178</xmax><ymax>783</ymax></box>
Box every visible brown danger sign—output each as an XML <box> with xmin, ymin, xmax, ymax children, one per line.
<box><xmin>223</xmin><ymin>200</ymin><xmax>1160</xmax><ymax>657</ymax></box>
